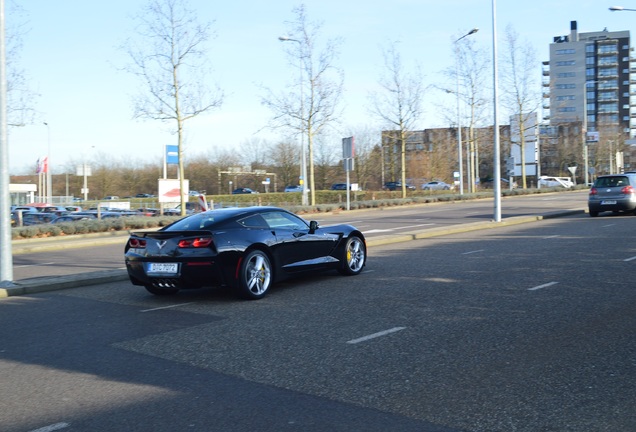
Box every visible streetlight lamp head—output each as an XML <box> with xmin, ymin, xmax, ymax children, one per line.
<box><xmin>468</xmin><ymin>28</ymin><xmax>479</xmax><ymax>35</ymax></box>
<box><xmin>609</xmin><ymin>6</ymin><xmax>623</xmax><ymax>11</ymax></box>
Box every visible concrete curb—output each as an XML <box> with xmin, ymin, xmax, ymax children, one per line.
<box><xmin>1</xmin><ymin>209</ymin><xmax>585</xmax><ymax>298</ymax></box>
<box><xmin>0</xmin><ymin>270</ymin><xmax>130</xmax><ymax>298</ymax></box>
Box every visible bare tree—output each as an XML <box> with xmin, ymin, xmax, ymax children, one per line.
<box><xmin>7</xmin><ymin>2</ymin><xmax>38</xmax><ymax>127</ymax></box>
<box><xmin>455</xmin><ymin>36</ymin><xmax>490</xmax><ymax>191</ymax></box>
<box><xmin>369</xmin><ymin>42</ymin><xmax>424</xmax><ymax>198</ymax></box>
<box><xmin>123</xmin><ymin>0</ymin><xmax>223</xmax><ymax>214</ymax></box>
<box><xmin>342</xmin><ymin>125</ymin><xmax>381</xmax><ymax>191</ymax></box>
<box><xmin>500</xmin><ymin>25</ymin><xmax>540</xmax><ymax>189</ymax></box>
<box><xmin>267</xmin><ymin>139</ymin><xmax>300</xmax><ymax>191</ymax></box>
<box><xmin>262</xmin><ymin>4</ymin><xmax>344</xmax><ymax>205</ymax></box>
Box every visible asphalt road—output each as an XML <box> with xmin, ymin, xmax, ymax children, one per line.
<box><xmin>9</xmin><ymin>190</ymin><xmax>588</xmax><ymax>285</ymax></box>
<box><xmin>1</xmin><ymin>211</ymin><xmax>634</xmax><ymax>431</ymax></box>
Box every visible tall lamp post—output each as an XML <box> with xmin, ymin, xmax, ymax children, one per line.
<box><xmin>44</xmin><ymin>122</ymin><xmax>51</xmax><ymax>204</ymax></box>
<box><xmin>454</xmin><ymin>28</ymin><xmax>479</xmax><ymax>195</ymax></box>
<box><xmin>492</xmin><ymin>0</ymin><xmax>502</xmax><ymax>222</ymax></box>
<box><xmin>279</xmin><ymin>35</ymin><xmax>308</xmax><ymax>206</ymax></box>
<box><xmin>609</xmin><ymin>6</ymin><xmax>636</xmax><ymax>12</ymax></box>
<box><xmin>0</xmin><ymin>0</ymin><xmax>14</xmax><ymax>287</ymax></box>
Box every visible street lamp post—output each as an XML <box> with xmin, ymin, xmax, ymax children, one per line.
<box><xmin>492</xmin><ymin>0</ymin><xmax>502</xmax><ymax>222</ymax></box>
<box><xmin>278</xmin><ymin>36</ymin><xmax>308</xmax><ymax>206</ymax></box>
<box><xmin>454</xmin><ymin>28</ymin><xmax>479</xmax><ymax>196</ymax></box>
<box><xmin>44</xmin><ymin>122</ymin><xmax>51</xmax><ymax>204</ymax></box>
<box><xmin>0</xmin><ymin>0</ymin><xmax>14</xmax><ymax>287</ymax></box>
<box><xmin>609</xmin><ymin>6</ymin><xmax>636</xmax><ymax>12</ymax></box>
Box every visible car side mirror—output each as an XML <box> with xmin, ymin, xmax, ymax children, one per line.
<box><xmin>309</xmin><ymin>220</ymin><xmax>319</xmax><ymax>233</ymax></box>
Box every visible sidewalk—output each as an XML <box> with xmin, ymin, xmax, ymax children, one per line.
<box><xmin>0</xmin><ymin>208</ymin><xmax>585</xmax><ymax>298</ymax></box>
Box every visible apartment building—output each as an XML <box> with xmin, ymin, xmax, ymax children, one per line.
<box><xmin>544</xmin><ymin>20</ymin><xmax>634</xmax><ymax>138</ymax></box>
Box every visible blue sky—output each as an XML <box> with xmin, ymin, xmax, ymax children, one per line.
<box><xmin>6</xmin><ymin>0</ymin><xmax>635</xmax><ymax>174</ymax></box>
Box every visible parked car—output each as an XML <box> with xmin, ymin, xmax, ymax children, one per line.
<box><xmin>52</xmin><ymin>214</ymin><xmax>96</xmax><ymax>223</ymax></box>
<box><xmin>124</xmin><ymin>206</ymin><xmax>367</xmax><ymax>299</ymax></box>
<box><xmin>384</xmin><ymin>181</ymin><xmax>416</xmax><ymax>191</ymax></box>
<box><xmin>102</xmin><ymin>196</ymin><xmax>120</xmax><ymax>200</ymax></box>
<box><xmin>421</xmin><ymin>181</ymin><xmax>454</xmax><ymax>191</ymax></box>
<box><xmin>72</xmin><ymin>210</ymin><xmax>122</xmax><ymax>219</ymax></box>
<box><xmin>11</xmin><ymin>206</ymin><xmax>39</xmax><ymax>214</ymax></box>
<box><xmin>588</xmin><ymin>173</ymin><xmax>636</xmax><ymax>217</ymax></box>
<box><xmin>284</xmin><ymin>185</ymin><xmax>303</xmax><ymax>193</ymax></box>
<box><xmin>330</xmin><ymin>183</ymin><xmax>361</xmax><ymax>191</ymax></box>
<box><xmin>135</xmin><ymin>193</ymin><xmax>154</xmax><ymax>198</ymax></box>
<box><xmin>480</xmin><ymin>178</ymin><xmax>518</xmax><ymax>190</ymax></box>
<box><xmin>21</xmin><ymin>213</ymin><xmax>56</xmax><ymax>225</ymax></box>
<box><xmin>538</xmin><ymin>176</ymin><xmax>574</xmax><ymax>188</ymax></box>
<box><xmin>40</xmin><ymin>205</ymin><xmax>70</xmax><ymax>216</ymax></box>
<box><xmin>232</xmin><ymin>187</ymin><xmax>257</xmax><ymax>194</ymax></box>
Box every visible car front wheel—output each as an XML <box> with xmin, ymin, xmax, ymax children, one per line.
<box><xmin>339</xmin><ymin>235</ymin><xmax>366</xmax><ymax>276</ymax></box>
<box><xmin>237</xmin><ymin>249</ymin><xmax>272</xmax><ymax>300</ymax></box>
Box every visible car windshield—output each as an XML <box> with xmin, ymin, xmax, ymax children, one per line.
<box><xmin>166</xmin><ymin>211</ymin><xmax>235</xmax><ymax>230</ymax></box>
<box><xmin>595</xmin><ymin>176</ymin><xmax>628</xmax><ymax>187</ymax></box>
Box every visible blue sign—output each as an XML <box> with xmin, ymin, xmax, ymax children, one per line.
<box><xmin>166</xmin><ymin>145</ymin><xmax>179</xmax><ymax>165</ymax></box>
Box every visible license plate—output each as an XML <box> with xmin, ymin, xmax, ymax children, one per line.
<box><xmin>601</xmin><ymin>200</ymin><xmax>617</xmax><ymax>205</ymax></box>
<box><xmin>147</xmin><ymin>263</ymin><xmax>179</xmax><ymax>274</ymax></box>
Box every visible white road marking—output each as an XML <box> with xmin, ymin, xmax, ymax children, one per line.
<box><xmin>602</xmin><ymin>224</ymin><xmax>616</xmax><ymax>228</ymax></box>
<box><xmin>395</xmin><ymin>223</ymin><xmax>435</xmax><ymax>230</ymax></box>
<box><xmin>528</xmin><ymin>281</ymin><xmax>559</xmax><ymax>291</ymax></box>
<box><xmin>364</xmin><ymin>224</ymin><xmax>434</xmax><ymax>235</ymax></box>
<box><xmin>543</xmin><ymin>235</ymin><xmax>561</xmax><ymax>239</ymax></box>
<box><xmin>15</xmin><ymin>262</ymin><xmax>56</xmax><ymax>268</ymax></box>
<box><xmin>347</xmin><ymin>327</ymin><xmax>406</xmax><ymax>344</ymax></box>
<box><xmin>140</xmin><ymin>303</ymin><xmax>194</xmax><ymax>312</ymax></box>
<box><xmin>29</xmin><ymin>423</ymin><xmax>70</xmax><ymax>432</ymax></box>
<box><xmin>462</xmin><ymin>249</ymin><xmax>484</xmax><ymax>255</ymax></box>
<box><xmin>624</xmin><ymin>256</ymin><xmax>636</xmax><ymax>262</ymax></box>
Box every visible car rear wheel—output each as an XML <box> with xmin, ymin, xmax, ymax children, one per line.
<box><xmin>339</xmin><ymin>235</ymin><xmax>366</xmax><ymax>275</ymax></box>
<box><xmin>237</xmin><ymin>249</ymin><xmax>272</xmax><ymax>300</ymax></box>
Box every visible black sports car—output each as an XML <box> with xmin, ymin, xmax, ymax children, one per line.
<box><xmin>124</xmin><ymin>206</ymin><xmax>366</xmax><ymax>299</ymax></box>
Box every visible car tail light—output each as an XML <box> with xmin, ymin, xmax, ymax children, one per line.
<box><xmin>589</xmin><ymin>187</ymin><xmax>598</xmax><ymax>196</ymax></box>
<box><xmin>178</xmin><ymin>236</ymin><xmax>213</xmax><ymax>248</ymax></box>
<box><xmin>129</xmin><ymin>238</ymin><xmax>146</xmax><ymax>248</ymax></box>
<box><xmin>621</xmin><ymin>185</ymin><xmax>635</xmax><ymax>195</ymax></box>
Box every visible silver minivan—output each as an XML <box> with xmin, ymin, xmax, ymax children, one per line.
<box><xmin>588</xmin><ymin>174</ymin><xmax>636</xmax><ymax>217</ymax></box>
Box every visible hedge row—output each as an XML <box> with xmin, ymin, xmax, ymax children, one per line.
<box><xmin>12</xmin><ymin>186</ymin><xmax>579</xmax><ymax>240</ymax></box>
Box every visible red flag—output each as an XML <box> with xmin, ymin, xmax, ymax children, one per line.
<box><xmin>41</xmin><ymin>157</ymin><xmax>48</xmax><ymax>173</ymax></box>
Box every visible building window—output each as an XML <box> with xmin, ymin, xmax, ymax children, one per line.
<box><xmin>556</xmin><ymin>48</ymin><xmax>576</xmax><ymax>55</ymax></box>
<box><xmin>557</xmin><ymin>72</ymin><xmax>575</xmax><ymax>78</ymax></box>
<box><xmin>598</xmin><ymin>44</ymin><xmax>618</xmax><ymax>54</ymax></box>
<box><xmin>599</xmin><ymin>56</ymin><xmax>618</xmax><ymax>65</ymax></box>
<box><xmin>556</xmin><ymin>60</ymin><xmax>576</xmax><ymax>66</ymax></box>
<box><xmin>598</xmin><ymin>68</ymin><xmax>618</xmax><ymax>77</ymax></box>
<box><xmin>598</xmin><ymin>103</ymin><xmax>618</xmax><ymax>112</ymax></box>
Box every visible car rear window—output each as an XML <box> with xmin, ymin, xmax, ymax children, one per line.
<box><xmin>595</xmin><ymin>176</ymin><xmax>629</xmax><ymax>187</ymax></box>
